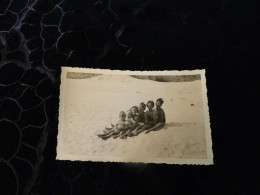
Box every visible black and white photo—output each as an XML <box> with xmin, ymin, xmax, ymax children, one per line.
<box><xmin>57</xmin><ymin>67</ymin><xmax>213</xmax><ymax>164</ymax></box>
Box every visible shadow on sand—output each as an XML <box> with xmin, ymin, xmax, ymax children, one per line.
<box><xmin>163</xmin><ymin>122</ymin><xmax>184</xmax><ymax>130</ymax></box>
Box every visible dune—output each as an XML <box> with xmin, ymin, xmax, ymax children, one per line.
<box><xmin>59</xmin><ymin>74</ymin><xmax>208</xmax><ymax>162</ymax></box>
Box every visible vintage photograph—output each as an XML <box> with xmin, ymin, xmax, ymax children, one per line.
<box><xmin>57</xmin><ymin>67</ymin><xmax>213</xmax><ymax>165</ymax></box>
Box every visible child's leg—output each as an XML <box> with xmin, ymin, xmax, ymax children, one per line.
<box><xmin>132</xmin><ymin>125</ymin><xmax>144</xmax><ymax>135</ymax></box>
<box><xmin>98</xmin><ymin>131</ymin><xmax>115</xmax><ymax>138</ymax></box>
<box><xmin>113</xmin><ymin>132</ymin><xmax>122</xmax><ymax>139</ymax></box>
<box><xmin>98</xmin><ymin>133</ymin><xmax>109</xmax><ymax>137</ymax></box>
<box><xmin>136</xmin><ymin>124</ymin><xmax>153</xmax><ymax>135</ymax></box>
<box><xmin>119</xmin><ymin>130</ymin><xmax>130</xmax><ymax>139</ymax></box>
<box><xmin>111</xmin><ymin>127</ymin><xmax>123</xmax><ymax>139</ymax></box>
<box><xmin>122</xmin><ymin>125</ymin><xmax>135</xmax><ymax>137</ymax></box>
<box><xmin>98</xmin><ymin>133</ymin><xmax>107</xmax><ymax>137</ymax></box>
<box><xmin>98</xmin><ymin>128</ymin><xmax>116</xmax><ymax>136</ymax></box>
<box><xmin>114</xmin><ymin>129</ymin><xmax>127</xmax><ymax>139</ymax></box>
<box><xmin>145</xmin><ymin>123</ymin><xmax>165</xmax><ymax>134</ymax></box>
<box><xmin>99</xmin><ymin>134</ymin><xmax>110</xmax><ymax>140</ymax></box>
<box><xmin>137</xmin><ymin>126</ymin><xmax>143</xmax><ymax>130</ymax></box>
<box><xmin>129</xmin><ymin>124</ymin><xmax>138</xmax><ymax>131</ymax></box>
<box><xmin>121</xmin><ymin>134</ymin><xmax>128</xmax><ymax>139</ymax></box>
<box><xmin>103</xmin><ymin>129</ymin><xmax>113</xmax><ymax>133</ymax></box>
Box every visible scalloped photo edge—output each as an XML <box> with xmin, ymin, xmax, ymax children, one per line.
<box><xmin>57</xmin><ymin>67</ymin><xmax>213</xmax><ymax>165</ymax></box>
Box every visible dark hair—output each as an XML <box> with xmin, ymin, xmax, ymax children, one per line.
<box><xmin>146</xmin><ymin>100</ymin><xmax>154</xmax><ymax>107</ymax></box>
<box><xmin>156</xmin><ymin>98</ymin><xmax>164</xmax><ymax>105</ymax></box>
<box><xmin>119</xmin><ymin>111</ymin><xmax>126</xmax><ymax>117</ymax></box>
<box><xmin>131</xmin><ymin>106</ymin><xmax>139</xmax><ymax>113</ymax></box>
<box><xmin>139</xmin><ymin>102</ymin><xmax>146</xmax><ymax>110</ymax></box>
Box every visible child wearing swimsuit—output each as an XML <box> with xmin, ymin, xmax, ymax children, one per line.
<box><xmin>121</xmin><ymin>103</ymin><xmax>146</xmax><ymax>138</ymax></box>
<box><xmin>98</xmin><ymin>111</ymin><xmax>129</xmax><ymax>139</ymax></box>
<box><xmin>134</xmin><ymin>101</ymin><xmax>156</xmax><ymax>135</ymax></box>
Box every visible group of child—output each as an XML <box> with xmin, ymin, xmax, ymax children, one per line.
<box><xmin>97</xmin><ymin>98</ymin><xmax>166</xmax><ymax>140</ymax></box>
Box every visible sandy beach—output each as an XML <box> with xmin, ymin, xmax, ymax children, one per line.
<box><xmin>58</xmin><ymin>74</ymin><xmax>208</xmax><ymax>162</ymax></box>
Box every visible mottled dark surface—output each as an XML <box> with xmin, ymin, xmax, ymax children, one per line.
<box><xmin>0</xmin><ymin>0</ymin><xmax>259</xmax><ymax>194</ymax></box>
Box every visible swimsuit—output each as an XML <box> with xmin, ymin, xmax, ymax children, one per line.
<box><xmin>136</xmin><ymin>112</ymin><xmax>145</xmax><ymax>123</ymax></box>
<box><xmin>145</xmin><ymin>110</ymin><xmax>155</xmax><ymax>123</ymax></box>
<box><xmin>126</xmin><ymin>118</ymin><xmax>134</xmax><ymax>127</ymax></box>
<box><xmin>144</xmin><ymin>110</ymin><xmax>156</xmax><ymax>127</ymax></box>
<box><xmin>117</xmin><ymin>120</ymin><xmax>127</xmax><ymax>129</ymax></box>
<box><xmin>154</xmin><ymin>108</ymin><xmax>166</xmax><ymax>123</ymax></box>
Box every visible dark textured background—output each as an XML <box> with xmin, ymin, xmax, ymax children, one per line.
<box><xmin>0</xmin><ymin>0</ymin><xmax>259</xmax><ymax>194</ymax></box>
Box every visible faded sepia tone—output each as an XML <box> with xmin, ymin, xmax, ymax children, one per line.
<box><xmin>57</xmin><ymin>67</ymin><xmax>213</xmax><ymax>165</ymax></box>
<box><xmin>67</xmin><ymin>72</ymin><xmax>102</xmax><ymax>79</ymax></box>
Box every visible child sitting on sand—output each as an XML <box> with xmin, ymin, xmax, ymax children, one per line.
<box><xmin>113</xmin><ymin>110</ymin><xmax>135</xmax><ymax>139</ymax></box>
<box><xmin>145</xmin><ymin>98</ymin><xmax>166</xmax><ymax>134</ymax></box>
<box><xmin>98</xmin><ymin>111</ymin><xmax>129</xmax><ymax>140</ymax></box>
<box><xmin>133</xmin><ymin>100</ymin><xmax>156</xmax><ymax>136</ymax></box>
<box><xmin>130</xmin><ymin>106</ymin><xmax>138</xmax><ymax>121</ymax></box>
<box><xmin>126</xmin><ymin>110</ymin><xmax>135</xmax><ymax>127</ymax></box>
<box><xmin>102</xmin><ymin>106</ymin><xmax>138</xmax><ymax>133</ymax></box>
<box><xmin>105</xmin><ymin>107</ymin><xmax>137</xmax><ymax>131</ymax></box>
<box><xmin>120</xmin><ymin>102</ymin><xmax>146</xmax><ymax>138</ymax></box>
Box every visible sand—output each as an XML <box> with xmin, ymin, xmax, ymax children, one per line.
<box><xmin>59</xmin><ymin>74</ymin><xmax>208</xmax><ymax>162</ymax></box>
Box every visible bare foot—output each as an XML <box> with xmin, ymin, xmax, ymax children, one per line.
<box><xmin>113</xmin><ymin>135</ymin><xmax>120</xmax><ymax>139</ymax></box>
<box><xmin>132</xmin><ymin>130</ymin><xmax>137</xmax><ymax>136</ymax></box>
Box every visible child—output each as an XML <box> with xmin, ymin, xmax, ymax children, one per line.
<box><xmin>121</xmin><ymin>102</ymin><xmax>146</xmax><ymax>138</ymax></box>
<box><xmin>114</xmin><ymin>110</ymin><xmax>135</xmax><ymax>139</ymax></box>
<box><xmin>134</xmin><ymin>100</ymin><xmax>156</xmax><ymax>135</ymax></box>
<box><xmin>145</xmin><ymin>98</ymin><xmax>166</xmax><ymax>134</ymax></box>
<box><xmin>126</xmin><ymin>110</ymin><xmax>135</xmax><ymax>127</ymax></box>
<box><xmin>98</xmin><ymin>111</ymin><xmax>129</xmax><ymax>140</ymax></box>
<box><xmin>103</xmin><ymin>108</ymin><xmax>135</xmax><ymax>133</ymax></box>
<box><xmin>105</xmin><ymin>108</ymin><xmax>137</xmax><ymax>131</ymax></box>
<box><xmin>130</xmin><ymin>106</ymin><xmax>138</xmax><ymax>121</ymax></box>
<box><xmin>119</xmin><ymin>110</ymin><xmax>136</xmax><ymax>139</ymax></box>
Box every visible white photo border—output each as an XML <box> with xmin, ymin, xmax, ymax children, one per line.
<box><xmin>57</xmin><ymin>67</ymin><xmax>213</xmax><ymax>165</ymax></box>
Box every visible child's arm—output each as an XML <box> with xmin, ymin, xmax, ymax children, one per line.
<box><xmin>123</xmin><ymin>122</ymin><xmax>130</xmax><ymax>130</ymax></box>
<box><xmin>152</xmin><ymin>112</ymin><xmax>157</xmax><ymax>124</ymax></box>
<box><xmin>153</xmin><ymin>111</ymin><xmax>158</xmax><ymax>124</ymax></box>
<box><xmin>144</xmin><ymin>112</ymin><xmax>148</xmax><ymax>124</ymax></box>
<box><xmin>129</xmin><ymin>120</ymin><xmax>135</xmax><ymax>128</ymax></box>
<box><xmin>162</xmin><ymin>110</ymin><xmax>166</xmax><ymax>123</ymax></box>
<box><xmin>116</xmin><ymin>126</ymin><xmax>127</xmax><ymax>131</ymax></box>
